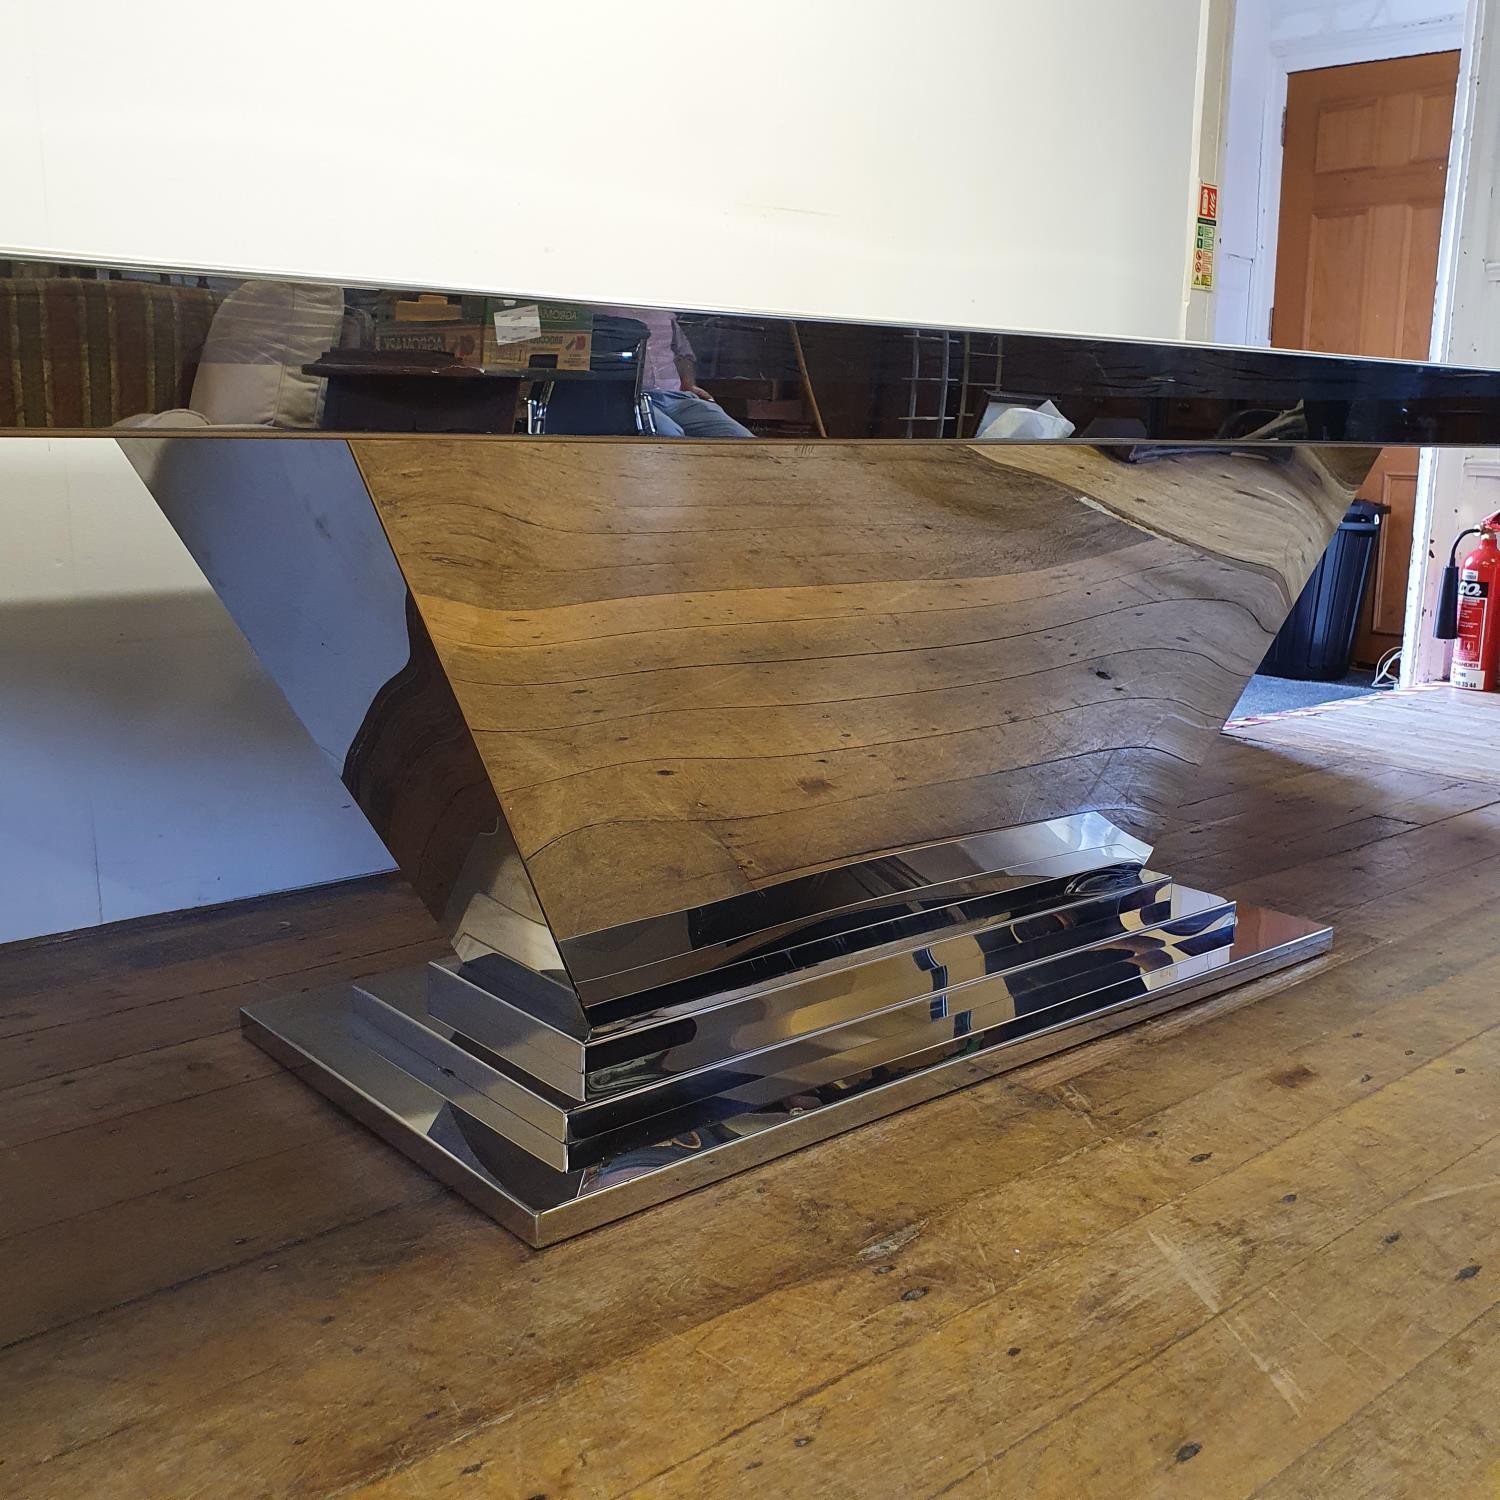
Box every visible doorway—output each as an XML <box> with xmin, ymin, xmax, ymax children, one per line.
<box><xmin>1274</xmin><ymin>51</ymin><xmax>1459</xmax><ymax>670</ymax></box>
<box><xmin>1230</xmin><ymin>45</ymin><xmax>1461</xmax><ymax>721</ymax></box>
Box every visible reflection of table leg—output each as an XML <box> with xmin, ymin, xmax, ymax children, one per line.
<box><xmin>525</xmin><ymin>381</ymin><xmax>551</xmax><ymax>434</ymax></box>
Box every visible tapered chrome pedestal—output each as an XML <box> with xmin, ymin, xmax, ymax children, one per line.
<box><xmin>137</xmin><ymin>431</ymin><xmax>1355</xmax><ymax>1248</ymax></box>
<box><xmin>242</xmin><ymin>820</ymin><xmax>1329</xmax><ymax>1247</ymax></box>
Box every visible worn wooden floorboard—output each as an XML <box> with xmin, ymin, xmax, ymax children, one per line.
<box><xmin>2</xmin><ymin>693</ymin><xmax>1499</xmax><ymax>1497</ymax></box>
<box><xmin>1227</xmin><ymin>685</ymin><xmax>1500</xmax><ymax>786</ymax></box>
<box><xmin>1252</xmin><ymin>1302</ymin><xmax>1500</xmax><ymax>1497</ymax></box>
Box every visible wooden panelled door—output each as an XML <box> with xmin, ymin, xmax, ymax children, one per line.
<box><xmin>1271</xmin><ymin>50</ymin><xmax>1459</xmax><ymax>667</ymax></box>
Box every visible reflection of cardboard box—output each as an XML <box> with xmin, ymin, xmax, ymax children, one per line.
<box><xmin>482</xmin><ymin>301</ymin><xmax>593</xmax><ymax>371</ymax></box>
<box><xmin>374</xmin><ymin>294</ymin><xmax>489</xmax><ymax>367</ymax></box>
<box><xmin>374</xmin><ymin>323</ymin><xmax>487</xmax><ymax>365</ymax></box>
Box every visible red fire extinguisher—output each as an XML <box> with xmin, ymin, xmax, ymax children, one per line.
<box><xmin>1436</xmin><ymin>511</ymin><xmax>1500</xmax><ymax>690</ymax></box>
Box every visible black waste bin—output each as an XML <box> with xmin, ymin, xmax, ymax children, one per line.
<box><xmin>1259</xmin><ymin>501</ymin><xmax>1385</xmax><ymax>681</ymax></box>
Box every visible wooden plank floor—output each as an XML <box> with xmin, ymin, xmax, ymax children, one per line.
<box><xmin>1226</xmin><ymin>683</ymin><xmax>1500</xmax><ymax>785</ymax></box>
<box><xmin>5</xmin><ymin>691</ymin><xmax>1500</xmax><ymax>1498</ymax></box>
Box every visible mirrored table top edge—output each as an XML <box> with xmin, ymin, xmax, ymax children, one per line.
<box><xmin>4</xmin><ymin>253</ymin><xmax>1499</xmax><ymax>446</ymax></box>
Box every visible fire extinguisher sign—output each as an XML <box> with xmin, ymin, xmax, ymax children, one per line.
<box><xmin>1192</xmin><ymin>184</ymin><xmax>1218</xmax><ymax>290</ymax></box>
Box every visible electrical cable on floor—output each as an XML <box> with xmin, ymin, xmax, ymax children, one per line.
<box><xmin>1372</xmin><ymin>646</ymin><xmax>1402</xmax><ymax>689</ymax></box>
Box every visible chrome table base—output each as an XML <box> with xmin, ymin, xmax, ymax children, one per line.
<box><xmin>242</xmin><ymin>864</ymin><xmax>1330</xmax><ymax>1247</ymax></box>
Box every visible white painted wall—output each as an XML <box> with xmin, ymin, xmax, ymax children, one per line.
<box><xmin>0</xmin><ymin>1</ymin><xmax>1221</xmax><ymax>942</ymax></box>
<box><xmin>6</xmin><ymin>0</ymin><xmax>1212</xmax><ymax>341</ymax></box>
<box><xmin>1215</xmin><ymin>0</ymin><xmax>1467</xmax><ymax>347</ymax></box>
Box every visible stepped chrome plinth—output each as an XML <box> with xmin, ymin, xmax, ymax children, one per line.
<box><xmin>242</xmin><ymin>815</ymin><xmax>1329</xmax><ymax>1244</ymax></box>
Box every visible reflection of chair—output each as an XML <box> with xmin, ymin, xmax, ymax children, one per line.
<box><xmin>188</xmin><ymin>280</ymin><xmax>347</xmax><ymax>428</ymax></box>
<box><xmin>525</xmin><ymin>315</ymin><xmax>653</xmax><ymax>435</ymax></box>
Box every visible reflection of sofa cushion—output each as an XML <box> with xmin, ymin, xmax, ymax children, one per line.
<box><xmin>0</xmin><ymin>277</ymin><xmax>222</xmax><ymax>427</ymax></box>
<box><xmin>190</xmin><ymin>280</ymin><xmax>345</xmax><ymax>428</ymax></box>
<box><xmin>113</xmin><ymin>408</ymin><xmax>214</xmax><ymax>429</ymax></box>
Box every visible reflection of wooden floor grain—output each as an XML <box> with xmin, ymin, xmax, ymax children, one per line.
<box><xmin>1228</xmin><ymin>684</ymin><xmax>1500</xmax><ymax>787</ymax></box>
<box><xmin>352</xmin><ymin>439</ymin><xmax>1357</xmax><ymax>940</ymax></box>
<box><xmin>4</xmin><ymin>696</ymin><xmax>1500</xmax><ymax>1497</ymax></box>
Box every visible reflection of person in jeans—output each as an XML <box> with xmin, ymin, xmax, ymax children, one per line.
<box><xmin>602</xmin><ymin>306</ymin><xmax>753</xmax><ymax>437</ymax></box>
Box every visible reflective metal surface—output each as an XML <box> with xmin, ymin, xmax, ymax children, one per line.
<box><xmin>562</xmin><ymin>815</ymin><xmax>1151</xmax><ymax>1005</ymax></box>
<box><xmin>8</xmin><ymin>255</ymin><xmax>1500</xmax><ymax>441</ymax></box>
<box><xmin>117</xmin><ymin>434</ymin><xmax>582</xmax><ymax>1018</ymax></box>
<box><xmin>105</xmin><ymin>424</ymin><xmax>1426</xmax><ymax>1241</ymax></box>
<box><xmin>117</xmin><ymin>432</ymin><xmax>1358</xmax><ymax>999</ymax></box>
<box><xmin>434</xmin><ymin>857</ymin><xmax>1176</xmax><ymax>1099</ymax></box>
<box><xmin>348</xmin><ymin>437</ymin><xmax>1365</xmax><ymax>961</ymax></box>
<box><xmin>352</xmin><ymin>880</ymin><xmax>1237</xmax><ymax>1172</ymax></box>
<box><xmin>242</xmin><ymin>898</ymin><xmax>1330</xmax><ymax>1245</ymax></box>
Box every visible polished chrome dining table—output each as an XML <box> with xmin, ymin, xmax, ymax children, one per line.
<box><xmin>7</xmin><ymin>260</ymin><xmax>1500</xmax><ymax>1242</ymax></box>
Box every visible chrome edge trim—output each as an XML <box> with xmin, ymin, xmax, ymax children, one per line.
<box><xmin>561</xmin><ymin>815</ymin><xmax>1151</xmax><ymax>1001</ymax></box>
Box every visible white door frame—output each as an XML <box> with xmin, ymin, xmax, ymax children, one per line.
<box><xmin>1404</xmin><ymin>0</ymin><xmax>1487</xmax><ymax>685</ymax></box>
